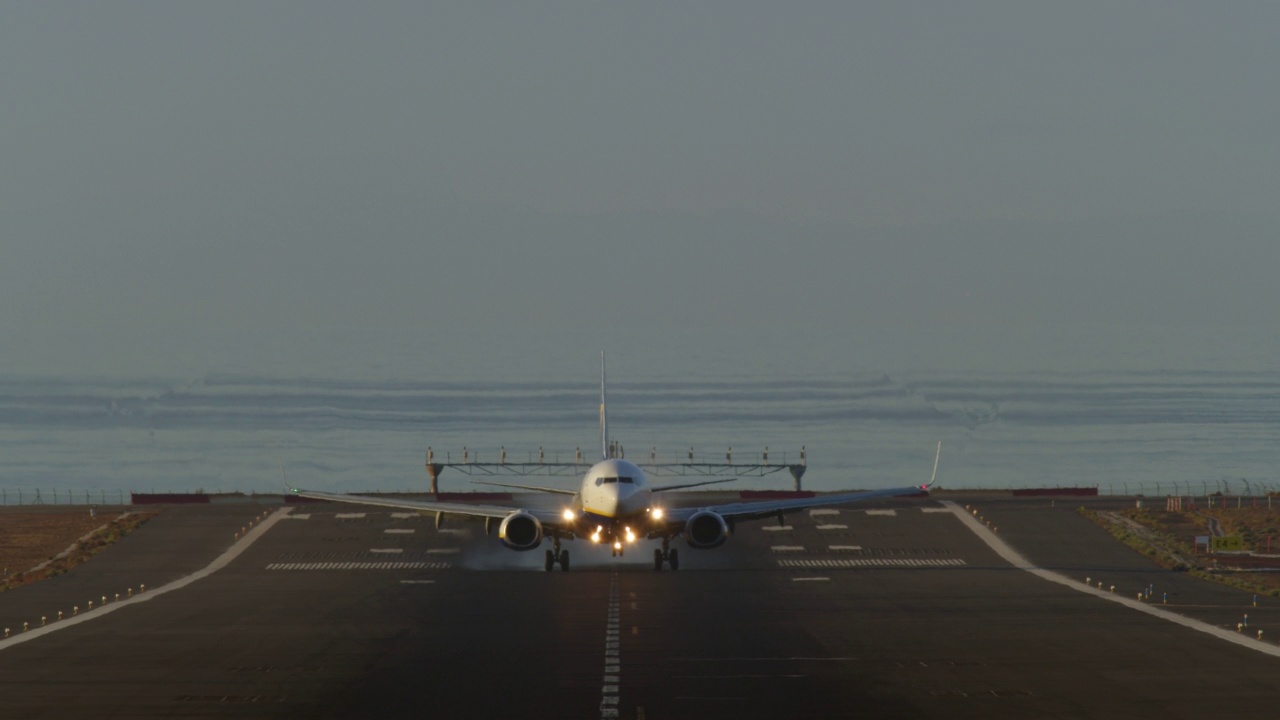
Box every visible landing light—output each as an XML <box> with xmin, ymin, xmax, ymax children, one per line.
<box><xmin>651</xmin><ymin>508</ymin><xmax>664</xmax><ymax>520</ymax></box>
<box><xmin>591</xmin><ymin>532</ymin><xmax>601</xmax><ymax>543</ymax></box>
<box><xmin>562</xmin><ymin>508</ymin><xmax>576</xmax><ymax>521</ymax></box>
<box><xmin>613</xmin><ymin>541</ymin><xmax>622</xmax><ymax>550</ymax></box>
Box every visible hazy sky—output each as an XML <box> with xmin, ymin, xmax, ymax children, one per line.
<box><xmin>2</xmin><ymin>3</ymin><xmax>1278</xmax><ymax>376</ymax></box>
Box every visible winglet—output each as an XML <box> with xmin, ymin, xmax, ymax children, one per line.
<box><xmin>924</xmin><ymin>441</ymin><xmax>942</xmax><ymax>489</ymax></box>
<box><xmin>599</xmin><ymin>351</ymin><xmax>608</xmax><ymax>461</ymax></box>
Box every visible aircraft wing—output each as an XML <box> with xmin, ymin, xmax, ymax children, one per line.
<box><xmin>663</xmin><ymin>484</ymin><xmax>928</xmax><ymax>524</ymax></box>
<box><xmin>289</xmin><ymin>488</ymin><xmax>564</xmax><ymax>526</ymax></box>
<box><xmin>652</xmin><ymin>478</ymin><xmax>738</xmax><ymax>492</ymax></box>
<box><xmin>468</xmin><ymin>479</ymin><xmax>578</xmax><ymax>496</ymax></box>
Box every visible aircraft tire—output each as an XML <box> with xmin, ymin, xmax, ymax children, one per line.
<box><xmin>653</xmin><ymin>548</ymin><xmax>663</xmax><ymax>571</ymax></box>
<box><xmin>544</xmin><ymin>549</ymin><xmax>554</xmax><ymax>572</ymax></box>
<box><xmin>669</xmin><ymin>548</ymin><xmax>679</xmax><ymax>571</ymax></box>
<box><xmin>560</xmin><ymin>550</ymin><xmax>570</xmax><ymax>571</ymax></box>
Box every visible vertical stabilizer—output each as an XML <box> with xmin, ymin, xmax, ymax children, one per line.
<box><xmin>599</xmin><ymin>351</ymin><xmax>608</xmax><ymax>460</ymax></box>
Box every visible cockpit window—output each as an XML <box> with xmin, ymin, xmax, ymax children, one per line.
<box><xmin>619</xmin><ymin>477</ymin><xmax>634</xmax><ymax>484</ymax></box>
<box><xmin>602</xmin><ymin>477</ymin><xmax>618</xmax><ymax>484</ymax></box>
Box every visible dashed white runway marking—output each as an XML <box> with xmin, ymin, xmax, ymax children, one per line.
<box><xmin>370</xmin><ymin>548</ymin><xmax>404</xmax><ymax>554</ymax></box>
<box><xmin>435</xmin><ymin>528</ymin><xmax>468</xmax><ymax>535</ymax></box>
<box><xmin>384</xmin><ymin>528</ymin><xmax>415</xmax><ymax>534</ymax></box>
<box><xmin>828</xmin><ymin>545</ymin><xmax>862</xmax><ymax>551</ymax></box>
<box><xmin>815</xmin><ymin>524</ymin><xmax>848</xmax><ymax>530</ymax></box>
<box><xmin>426</xmin><ymin>548</ymin><xmax>460</xmax><ymax>554</ymax></box>
<box><xmin>266</xmin><ymin>561</ymin><xmax>451</xmax><ymax>570</ymax></box>
<box><xmin>865</xmin><ymin>509</ymin><xmax>897</xmax><ymax>516</ymax></box>
<box><xmin>809</xmin><ymin>509</ymin><xmax>840</xmax><ymax>516</ymax></box>
<box><xmin>400</xmin><ymin>579</ymin><xmax>436</xmax><ymax>585</ymax></box>
<box><xmin>778</xmin><ymin>558</ymin><xmax>966</xmax><ymax>568</ymax></box>
<box><xmin>792</xmin><ymin>577</ymin><xmax>830</xmax><ymax>582</ymax></box>
<box><xmin>284</xmin><ymin>514</ymin><xmax>311</xmax><ymax>520</ymax></box>
<box><xmin>771</xmin><ymin>545</ymin><xmax>805</xmax><ymax>552</ymax></box>
<box><xmin>762</xmin><ymin>526</ymin><xmax>794</xmax><ymax>532</ymax></box>
<box><xmin>335</xmin><ymin>513</ymin><xmax>366</xmax><ymax>519</ymax></box>
<box><xmin>921</xmin><ymin>507</ymin><xmax>952</xmax><ymax>513</ymax></box>
<box><xmin>390</xmin><ymin>512</ymin><xmax>418</xmax><ymax>519</ymax></box>
<box><xmin>602</xmin><ymin>572</ymin><xmax>622</xmax><ymax>718</ymax></box>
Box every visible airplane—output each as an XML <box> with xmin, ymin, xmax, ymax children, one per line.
<box><xmin>289</xmin><ymin>353</ymin><xmax>939</xmax><ymax>571</ymax></box>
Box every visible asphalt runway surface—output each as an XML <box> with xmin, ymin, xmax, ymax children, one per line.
<box><xmin>2</xmin><ymin>496</ymin><xmax>1279</xmax><ymax>719</ymax></box>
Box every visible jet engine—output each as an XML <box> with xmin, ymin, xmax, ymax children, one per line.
<box><xmin>684</xmin><ymin>510</ymin><xmax>730</xmax><ymax>549</ymax></box>
<box><xmin>498</xmin><ymin>511</ymin><xmax>544</xmax><ymax>551</ymax></box>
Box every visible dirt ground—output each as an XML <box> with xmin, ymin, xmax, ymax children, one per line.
<box><xmin>0</xmin><ymin>509</ymin><xmax>134</xmax><ymax>581</ymax></box>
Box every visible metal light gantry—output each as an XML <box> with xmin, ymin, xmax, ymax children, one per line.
<box><xmin>424</xmin><ymin>446</ymin><xmax>807</xmax><ymax>493</ymax></box>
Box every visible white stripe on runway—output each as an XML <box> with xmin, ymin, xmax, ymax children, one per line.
<box><xmin>939</xmin><ymin>499</ymin><xmax>1280</xmax><ymax>659</ymax></box>
<box><xmin>777</xmin><ymin>558</ymin><xmax>965</xmax><ymax>568</ymax></box>
<box><xmin>771</xmin><ymin>545</ymin><xmax>805</xmax><ymax>552</ymax></box>
<box><xmin>828</xmin><ymin>545</ymin><xmax>862</xmax><ymax>551</ymax></box>
<box><xmin>865</xmin><ymin>509</ymin><xmax>897</xmax><ymax>516</ymax></box>
<box><xmin>762</xmin><ymin>526</ymin><xmax>794</xmax><ymax>532</ymax></box>
<box><xmin>370</xmin><ymin>548</ymin><xmax>404</xmax><ymax>554</ymax></box>
<box><xmin>266</xmin><ymin>561</ymin><xmax>451</xmax><ymax>570</ymax></box>
<box><xmin>0</xmin><ymin>507</ymin><xmax>294</xmax><ymax>653</ymax></box>
<box><xmin>335</xmin><ymin>513</ymin><xmax>366</xmax><ymax>519</ymax></box>
<box><xmin>809</xmin><ymin>509</ymin><xmax>839</xmax><ymax>516</ymax></box>
<box><xmin>815</xmin><ymin>524</ymin><xmax>848</xmax><ymax>530</ymax></box>
<box><xmin>384</xmin><ymin>528</ymin><xmax>415</xmax><ymax>534</ymax></box>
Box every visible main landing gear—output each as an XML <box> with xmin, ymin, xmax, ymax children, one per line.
<box><xmin>545</xmin><ymin>540</ymin><xmax>570</xmax><ymax>572</ymax></box>
<box><xmin>653</xmin><ymin>538</ymin><xmax>679</xmax><ymax>571</ymax></box>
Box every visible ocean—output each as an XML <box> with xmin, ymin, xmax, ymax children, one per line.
<box><xmin>1</xmin><ymin>323</ymin><xmax>1277</xmax><ymax>499</ymax></box>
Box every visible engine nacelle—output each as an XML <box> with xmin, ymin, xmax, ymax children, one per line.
<box><xmin>498</xmin><ymin>511</ymin><xmax>544</xmax><ymax>551</ymax></box>
<box><xmin>684</xmin><ymin>510</ymin><xmax>730</xmax><ymax>549</ymax></box>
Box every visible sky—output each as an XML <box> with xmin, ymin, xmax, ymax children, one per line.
<box><xmin>2</xmin><ymin>2</ymin><xmax>1278</xmax><ymax>378</ymax></box>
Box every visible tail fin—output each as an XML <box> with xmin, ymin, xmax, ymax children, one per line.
<box><xmin>599</xmin><ymin>351</ymin><xmax>608</xmax><ymax>460</ymax></box>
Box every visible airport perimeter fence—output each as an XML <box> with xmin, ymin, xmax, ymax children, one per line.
<box><xmin>1100</xmin><ymin>478</ymin><xmax>1280</xmax><ymax>499</ymax></box>
<box><xmin>0</xmin><ymin>488</ymin><xmax>128</xmax><ymax>506</ymax></box>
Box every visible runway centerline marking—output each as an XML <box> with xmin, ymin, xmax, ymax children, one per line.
<box><xmin>828</xmin><ymin>545</ymin><xmax>862</xmax><ymax>551</ymax></box>
<box><xmin>370</xmin><ymin>548</ymin><xmax>404</xmax><ymax>554</ymax></box>
<box><xmin>601</xmin><ymin>571</ymin><xmax>622</xmax><ymax>719</ymax></box>
<box><xmin>335</xmin><ymin>513</ymin><xmax>366</xmax><ymax>519</ymax></box>
<box><xmin>762</xmin><ymin>526</ymin><xmax>794</xmax><ymax>532</ymax></box>
<box><xmin>809</xmin><ymin>509</ymin><xmax>840</xmax><ymax>516</ymax></box>
<box><xmin>0</xmin><ymin>507</ymin><xmax>293</xmax><ymax>653</ymax></box>
<box><xmin>771</xmin><ymin>545</ymin><xmax>805</xmax><ymax>552</ymax></box>
<box><xmin>865</xmin><ymin>509</ymin><xmax>897</xmax><ymax>516</ymax></box>
<box><xmin>384</xmin><ymin>529</ymin><xmax>415</xmax><ymax>534</ymax></box>
<box><xmin>815</xmin><ymin>524</ymin><xmax>848</xmax><ymax>530</ymax></box>
<box><xmin>390</xmin><ymin>512</ymin><xmax>417</xmax><ymax>519</ymax></box>
<box><xmin>792</xmin><ymin>577</ymin><xmax>830</xmax><ymax>582</ymax></box>
<box><xmin>940</xmin><ymin>500</ymin><xmax>1280</xmax><ymax>659</ymax></box>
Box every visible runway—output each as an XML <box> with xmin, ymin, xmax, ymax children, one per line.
<box><xmin>1</xmin><ymin>496</ymin><xmax>1279</xmax><ymax>718</ymax></box>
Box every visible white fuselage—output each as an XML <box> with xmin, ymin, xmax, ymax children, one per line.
<box><xmin>574</xmin><ymin>458</ymin><xmax>655</xmax><ymax>545</ymax></box>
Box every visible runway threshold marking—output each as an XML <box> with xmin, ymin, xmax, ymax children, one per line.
<box><xmin>940</xmin><ymin>500</ymin><xmax>1280</xmax><ymax>659</ymax></box>
<box><xmin>0</xmin><ymin>507</ymin><xmax>295</xmax><ymax>653</ymax></box>
<box><xmin>777</xmin><ymin>558</ymin><xmax>966</xmax><ymax>568</ymax></box>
